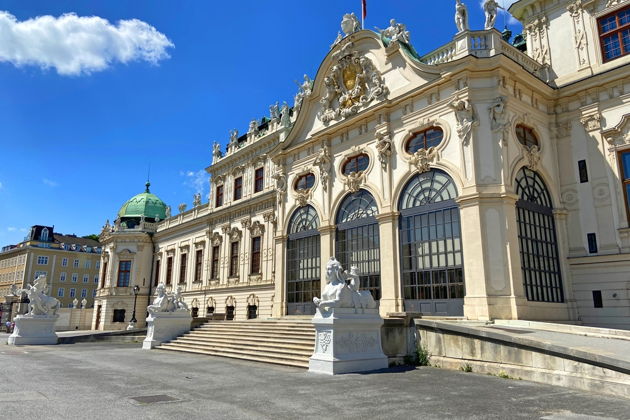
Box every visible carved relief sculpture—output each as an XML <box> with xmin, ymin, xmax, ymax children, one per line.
<box><xmin>318</xmin><ymin>46</ymin><xmax>388</xmax><ymax>124</ymax></box>
<box><xmin>410</xmin><ymin>147</ymin><xmax>437</xmax><ymax>173</ymax></box>
<box><xmin>313</xmin><ymin>144</ymin><xmax>333</xmax><ymax>192</ymax></box>
<box><xmin>523</xmin><ymin>145</ymin><xmax>541</xmax><ymax>171</ymax></box>
<box><xmin>375</xmin><ymin>132</ymin><xmax>393</xmax><ymax>169</ymax></box>
<box><xmin>272</xmin><ymin>166</ymin><xmax>287</xmax><ymax>204</ymax></box>
<box><xmin>249</xmin><ymin>221</ymin><xmax>265</xmax><ymax>237</ymax></box>
<box><xmin>210</xmin><ymin>232</ymin><xmax>223</xmax><ymax>247</ymax></box>
<box><xmin>455</xmin><ymin>0</ymin><xmax>469</xmax><ymax>33</ymax></box>
<box><xmin>294</xmin><ymin>189</ymin><xmax>311</xmax><ymax>207</ymax></box>
<box><xmin>567</xmin><ymin>1</ymin><xmax>590</xmax><ymax>69</ymax></box>
<box><xmin>450</xmin><ymin>98</ymin><xmax>479</xmax><ymax>146</ymax></box>
<box><xmin>343</xmin><ymin>171</ymin><xmax>365</xmax><ymax>193</ymax></box>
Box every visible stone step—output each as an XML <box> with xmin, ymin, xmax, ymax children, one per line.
<box><xmin>177</xmin><ymin>336</ymin><xmax>314</xmax><ymax>352</ymax></box>
<box><xmin>160</xmin><ymin>320</ymin><xmax>315</xmax><ymax>368</ymax></box>
<box><xmin>192</xmin><ymin>328</ymin><xmax>315</xmax><ymax>338</ymax></box>
<box><xmin>157</xmin><ymin>342</ymin><xmax>310</xmax><ymax>368</ymax></box>
<box><xmin>174</xmin><ymin>338</ymin><xmax>313</xmax><ymax>355</ymax></box>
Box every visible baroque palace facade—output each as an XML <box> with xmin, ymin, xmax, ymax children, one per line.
<box><xmin>94</xmin><ymin>0</ymin><xmax>630</xmax><ymax>331</ymax></box>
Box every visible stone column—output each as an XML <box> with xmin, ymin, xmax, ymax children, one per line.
<box><xmin>318</xmin><ymin>225</ymin><xmax>336</xmax><ymax>296</ymax></box>
<box><xmin>458</xmin><ymin>192</ymin><xmax>526</xmax><ymax>321</ymax></box>
<box><xmin>375</xmin><ymin>211</ymin><xmax>403</xmax><ymax>315</ymax></box>
<box><xmin>272</xmin><ymin>234</ymin><xmax>287</xmax><ymax>318</ymax></box>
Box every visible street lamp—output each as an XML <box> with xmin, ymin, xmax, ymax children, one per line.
<box><xmin>127</xmin><ymin>285</ymin><xmax>140</xmax><ymax>330</ymax></box>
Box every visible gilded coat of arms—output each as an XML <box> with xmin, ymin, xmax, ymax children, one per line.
<box><xmin>319</xmin><ymin>42</ymin><xmax>388</xmax><ymax>124</ymax></box>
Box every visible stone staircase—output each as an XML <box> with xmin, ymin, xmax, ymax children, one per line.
<box><xmin>156</xmin><ymin>319</ymin><xmax>316</xmax><ymax>368</ymax></box>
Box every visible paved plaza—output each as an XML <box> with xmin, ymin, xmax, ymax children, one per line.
<box><xmin>1</xmin><ymin>338</ymin><xmax>629</xmax><ymax>419</ymax></box>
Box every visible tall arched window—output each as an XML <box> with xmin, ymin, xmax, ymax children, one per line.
<box><xmin>398</xmin><ymin>170</ymin><xmax>464</xmax><ymax>315</ymax></box>
<box><xmin>286</xmin><ymin>205</ymin><xmax>320</xmax><ymax>315</ymax></box>
<box><xmin>335</xmin><ymin>190</ymin><xmax>380</xmax><ymax>300</ymax></box>
<box><xmin>41</xmin><ymin>228</ymin><xmax>49</xmax><ymax>242</ymax></box>
<box><xmin>515</xmin><ymin>168</ymin><xmax>564</xmax><ymax>303</ymax></box>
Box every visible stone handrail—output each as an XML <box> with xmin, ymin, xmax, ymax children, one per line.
<box><xmin>420</xmin><ymin>29</ymin><xmax>548</xmax><ymax>82</ymax></box>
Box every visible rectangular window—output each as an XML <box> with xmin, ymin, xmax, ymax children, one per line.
<box><xmin>70</xmin><ymin>288</ymin><xmax>76</xmax><ymax>298</ymax></box>
<box><xmin>117</xmin><ymin>260</ymin><xmax>132</xmax><ymax>287</ymax></box>
<box><xmin>179</xmin><ymin>253</ymin><xmax>188</xmax><ymax>284</ymax></box>
<box><xmin>211</xmin><ymin>245</ymin><xmax>220</xmax><ymax>279</ymax></box>
<box><xmin>194</xmin><ymin>249</ymin><xmax>203</xmax><ymax>282</ymax></box>
<box><xmin>154</xmin><ymin>260</ymin><xmax>160</xmax><ymax>287</ymax></box>
<box><xmin>234</xmin><ymin>177</ymin><xmax>243</xmax><ymax>200</ymax></box>
<box><xmin>60</xmin><ymin>272</ymin><xmax>66</xmax><ymax>282</ymax></box>
<box><xmin>95</xmin><ymin>261</ymin><xmax>100</xmax><ymax>270</ymax></box>
<box><xmin>81</xmin><ymin>288</ymin><xmax>88</xmax><ymax>298</ymax></box>
<box><xmin>254</xmin><ymin>167</ymin><xmax>264</xmax><ymax>193</ymax></box>
<box><xmin>72</xmin><ymin>273</ymin><xmax>78</xmax><ymax>283</ymax></box>
<box><xmin>621</xmin><ymin>150</ymin><xmax>630</xmax><ymax>223</ymax></box>
<box><xmin>37</xmin><ymin>256</ymin><xmax>48</xmax><ymax>265</ymax></box>
<box><xmin>57</xmin><ymin>288</ymin><xmax>64</xmax><ymax>297</ymax></box>
<box><xmin>34</xmin><ymin>271</ymin><xmax>47</xmax><ymax>279</ymax></box>
<box><xmin>84</xmin><ymin>260</ymin><xmax>91</xmax><ymax>269</ymax></box>
<box><xmin>73</xmin><ymin>259</ymin><xmax>79</xmax><ymax>268</ymax></box>
<box><xmin>112</xmin><ymin>309</ymin><xmax>125</xmax><ymax>323</ymax></box>
<box><xmin>93</xmin><ymin>289</ymin><xmax>97</xmax><ymax>297</ymax></box>
<box><xmin>100</xmin><ymin>261</ymin><xmax>108</xmax><ymax>288</ymax></box>
<box><xmin>94</xmin><ymin>275</ymin><xmax>99</xmax><ymax>284</ymax></box>
<box><xmin>216</xmin><ymin>185</ymin><xmax>224</xmax><ymax>207</ymax></box>
<box><xmin>83</xmin><ymin>274</ymin><xmax>89</xmax><ymax>283</ymax></box>
<box><xmin>593</xmin><ymin>290</ymin><xmax>603</xmax><ymax>308</ymax></box>
<box><xmin>62</xmin><ymin>258</ymin><xmax>68</xmax><ymax>267</ymax></box>
<box><xmin>598</xmin><ymin>5</ymin><xmax>630</xmax><ymax>62</ymax></box>
<box><xmin>229</xmin><ymin>241</ymin><xmax>239</xmax><ymax>277</ymax></box>
<box><xmin>250</xmin><ymin>236</ymin><xmax>261</xmax><ymax>274</ymax></box>
<box><xmin>578</xmin><ymin>160</ymin><xmax>589</xmax><ymax>183</ymax></box>
<box><xmin>166</xmin><ymin>256</ymin><xmax>173</xmax><ymax>285</ymax></box>
<box><xmin>587</xmin><ymin>233</ymin><xmax>598</xmax><ymax>253</ymax></box>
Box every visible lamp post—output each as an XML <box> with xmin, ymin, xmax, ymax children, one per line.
<box><xmin>127</xmin><ymin>285</ymin><xmax>140</xmax><ymax>330</ymax></box>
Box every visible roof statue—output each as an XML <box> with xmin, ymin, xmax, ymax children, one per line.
<box><xmin>269</xmin><ymin>102</ymin><xmax>280</xmax><ymax>122</ymax></box>
<box><xmin>229</xmin><ymin>129</ymin><xmax>239</xmax><ymax>144</ymax></box>
<box><xmin>293</xmin><ymin>74</ymin><xmax>313</xmax><ymax>113</ymax></box>
<box><xmin>340</xmin><ymin>12</ymin><xmax>361</xmax><ymax>37</ymax></box>
<box><xmin>483</xmin><ymin>0</ymin><xmax>500</xmax><ymax>30</ymax></box>
<box><xmin>280</xmin><ymin>101</ymin><xmax>291</xmax><ymax>128</ymax></box>
<box><xmin>248</xmin><ymin>119</ymin><xmax>259</xmax><ymax>136</ymax></box>
<box><xmin>193</xmin><ymin>193</ymin><xmax>202</xmax><ymax>208</ymax></box>
<box><xmin>178</xmin><ymin>203</ymin><xmax>187</xmax><ymax>213</ymax></box>
<box><xmin>380</xmin><ymin>19</ymin><xmax>410</xmax><ymax>45</ymax></box>
<box><xmin>455</xmin><ymin>0</ymin><xmax>469</xmax><ymax>33</ymax></box>
<box><xmin>212</xmin><ymin>142</ymin><xmax>222</xmax><ymax>163</ymax></box>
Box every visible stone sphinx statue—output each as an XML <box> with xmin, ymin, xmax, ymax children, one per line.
<box><xmin>313</xmin><ymin>257</ymin><xmax>376</xmax><ymax>312</ymax></box>
<box><xmin>147</xmin><ymin>283</ymin><xmax>190</xmax><ymax>315</ymax></box>
<box><xmin>17</xmin><ymin>275</ymin><xmax>60</xmax><ymax>317</ymax></box>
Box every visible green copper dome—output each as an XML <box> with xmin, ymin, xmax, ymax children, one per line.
<box><xmin>117</xmin><ymin>182</ymin><xmax>168</xmax><ymax>221</ymax></box>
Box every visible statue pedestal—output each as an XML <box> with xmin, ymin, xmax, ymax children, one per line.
<box><xmin>309</xmin><ymin>307</ymin><xmax>388</xmax><ymax>375</ymax></box>
<box><xmin>142</xmin><ymin>311</ymin><xmax>191</xmax><ymax>350</ymax></box>
<box><xmin>7</xmin><ymin>315</ymin><xmax>59</xmax><ymax>345</ymax></box>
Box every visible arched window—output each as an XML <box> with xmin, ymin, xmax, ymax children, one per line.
<box><xmin>398</xmin><ymin>170</ymin><xmax>464</xmax><ymax>315</ymax></box>
<box><xmin>515</xmin><ymin>168</ymin><xmax>563</xmax><ymax>303</ymax></box>
<box><xmin>294</xmin><ymin>173</ymin><xmax>315</xmax><ymax>191</ymax></box>
<box><xmin>515</xmin><ymin>124</ymin><xmax>539</xmax><ymax>148</ymax></box>
<box><xmin>335</xmin><ymin>190</ymin><xmax>381</xmax><ymax>300</ymax></box>
<box><xmin>286</xmin><ymin>205</ymin><xmax>321</xmax><ymax>315</ymax></box>
<box><xmin>40</xmin><ymin>228</ymin><xmax>49</xmax><ymax>242</ymax></box>
<box><xmin>405</xmin><ymin>127</ymin><xmax>443</xmax><ymax>154</ymax></box>
<box><xmin>342</xmin><ymin>154</ymin><xmax>369</xmax><ymax>175</ymax></box>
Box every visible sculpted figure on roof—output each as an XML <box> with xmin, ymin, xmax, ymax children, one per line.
<box><xmin>381</xmin><ymin>19</ymin><xmax>410</xmax><ymax>45</ymax></box>
<box><xmin>455</xmin><ymin>0</ymin><xmax>469</xmax><ymax>33</ymax></box>
<box><xmin>341</xmin><ymin>12</ymin><xmax>361</xmax><ymax>37</ymax></box>
<box><xmin>483</xmin><ymin>0</ymin><xmax>500</xmax><ymax>30</ymax></box>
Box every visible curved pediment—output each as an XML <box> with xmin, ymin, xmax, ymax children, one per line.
<box><xmin>280</xmin><ymin>28</ymin><xmax>442</xmax><ymax>152</ymax></box>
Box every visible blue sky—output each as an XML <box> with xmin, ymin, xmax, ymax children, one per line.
<box><xmin>0</xmin><ymin>0</ymin><xmax>521</xmax><ymax>245</ymax></box>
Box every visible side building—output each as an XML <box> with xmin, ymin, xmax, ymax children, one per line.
<box><xmin>0</xmin><ymin>225</ymin><xmax>102</xmax><ymax>323</ymax></box>
<box><xmin>94</xmin><ymin>0</ymin><xmax>630</xmax><ymax>331</ymax></box>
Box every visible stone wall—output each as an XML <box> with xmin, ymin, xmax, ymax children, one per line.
<box><xmin>55</xmin><ymin>308</ymin><xmax>94</xmax><ymax>331</ymax></box>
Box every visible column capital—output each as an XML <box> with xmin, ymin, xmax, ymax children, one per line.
<box><xmin>375</xmin><ymin>211</ymin><xmax>400</xmax><ymax>223</ymax></box>
<box><xmin>318</xmin><ymin>225</ymin><xmax>336</xmax><ymax>235</ymax></box>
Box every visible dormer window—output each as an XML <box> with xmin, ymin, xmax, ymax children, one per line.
<box><xmin>598</xmin><ymin>5</ymin><xmax>630</xmax><ymax>62</ymax></box>
<box><xmin>294</xmin><ymin>173</ymin><xmax>315</xmax><ymax>191</ymax></box>
<box><xmin>342</xmin><ymin>154</ymin><xmax>369</xmax><ymax>175</ymax></box>
<box><xmin>40</xmin><ymin>228</ymin><xmax>49</xmax><ymax>241</ymax></box>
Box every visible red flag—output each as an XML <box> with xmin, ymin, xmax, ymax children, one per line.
<box><xmin>362</xmin><ymin>0</ymin><xmax>367</xmax><ymax>20</ymax></box>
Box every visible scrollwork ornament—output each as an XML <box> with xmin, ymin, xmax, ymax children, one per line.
<box><xmin>294</xmin><ymin>189</ymin><xmax>311</xmax><ymax>207</ymax></box>
<box><xmin>523</xmin><ymin>145</ymin><xmax>541</xmax><ymax>171</ymax></box>
<box><xmin>210</xmin><ymin>232</ymin><xmax>223</xmax><ymax>247</ymax></box>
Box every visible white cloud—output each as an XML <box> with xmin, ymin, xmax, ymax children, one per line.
<box><xmin>180</xmin><ymin>169</ymin><xmax>209</xmax><ymax>199</ymax></box>
<box><xmin>42</xmin><ymin>178</ymin><xmax>59</xmax><ymax>187</ymax></box>
<box><xmin>7</xmin><ymin>227</ymin><xmax>16</xmax><ymax>232</ymax></box>
<box><xmin>0</xmin><ymin>11</ymin><xmax>174</xmax><ymax>75</ymax></box>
